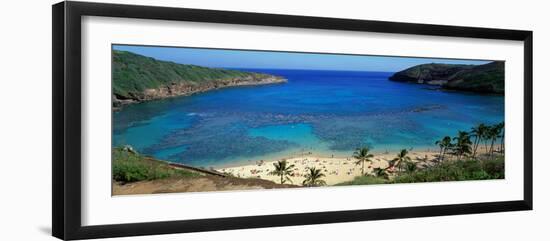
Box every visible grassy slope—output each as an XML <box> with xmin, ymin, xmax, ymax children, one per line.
<box><xmin>112</xmin><ymin>147</ymin><xmax>201</xmax><ymax>183</ymax></box>
<box><xmin>112</xmin><ymin>148</ymin><xmax>297</xmax><ymax>194</ymax></box>
<box><xmin>112</xmin><ymin>50</ymin><xmax>272</xmax><ymax>99</ymax></box>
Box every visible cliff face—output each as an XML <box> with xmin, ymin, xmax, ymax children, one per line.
<box><xmin>389</xmin><ymin>61</ymin><xmax>504</xmax><ymax>94</ymax></box>
<box><xmin>112</xmin><ymin>50</ymin><xmax>286</xmax><ymax>108</ymax></box>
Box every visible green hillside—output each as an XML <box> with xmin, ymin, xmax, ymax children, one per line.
<box><xmin>444</xmin><ymin>61</ymin><xmax>504</xmax><ymax>94</ymax></box>
<box><xmin>389</xmin><ymin>63</ymin><xmax>475</xmax><ymax>83</ymax></box>
<box><xmin>112</xmin><ymin>50</ymin><xmax>280</xmax><ymax>100</ymax></box>
<box><xmin>389</xmin><ymin>61</ymin><xmax>504</xmax><ymax>94</ymax></box>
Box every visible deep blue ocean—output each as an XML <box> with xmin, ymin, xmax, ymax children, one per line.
<box><xmin>113</xmin><ymin>69</ymin><xmax>504</xmax><ymax>168</ymax></box>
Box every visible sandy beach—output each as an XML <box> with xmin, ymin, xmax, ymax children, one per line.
<box><xmin>217</xmin><ymin>150</ymin><xmax>444</xmax><ymax>186</ymax></box>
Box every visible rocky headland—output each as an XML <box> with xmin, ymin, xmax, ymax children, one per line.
<box><xmin>389</xmin><ymin>61</ymin><xmax>504</xmax><ymax>94</ymax></box>
<box><xmin>112</xmin><ymin>50</ymin><xmax>286</xmax><ymax>109</ymax></box>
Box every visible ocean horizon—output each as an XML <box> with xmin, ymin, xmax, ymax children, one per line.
<box><xmin>113</xmin><ymin>68</ymin><xmax>504</xmax><ymax>168</ymax></box>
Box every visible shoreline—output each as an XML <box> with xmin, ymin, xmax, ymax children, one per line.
<box><xmin>209</xmin><ymin>146</ymin><xmax>441</xmax><ymax>169</ymax></box>
<box><xmin>113</xmin><ymin>75</ymin><xmax>287</xmax><ymax>110</ymax></box>
<box><xmin>215</xmin><ymin>145</ymin><xmax>495</xmax><ymax>186</ymax></box>
<box><xmin>215</xmin><ymin>149</ymin><xmax>440</xmax><ymax>186</ymax></box>
<box><xmin>112</xmin><ymin>143</ymin><xmax>503</xmax><ymax>195</ymax></box>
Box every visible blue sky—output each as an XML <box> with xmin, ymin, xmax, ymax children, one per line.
<box><xmin>113</xmin><ymin>45</ymin><xmax>490</xmax><ymax>72</ymax></box>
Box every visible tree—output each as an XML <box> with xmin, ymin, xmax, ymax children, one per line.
<box><xmin>353</xmin><ymin>147</ymin><xmax>374</xmax><ymax>175</ymax></box>
<box><xmin>488</xmin><ymin>123</ymin><xmax>504</xmax><ymax>158</ymax></box>
<box><xmin>373</xmin><ymin>167</ymin><xmax>388</xmax><ymax>179</ymax></box>
<box><xmin>496</xmin><ymin>122</ymin><xmax>505</xmax><ymax>153</ymax></box>
<box><xmin>453</xmin><ymin>131</ymin><xmax>472</xmax><ymax>160</ymax></box>
<box><xmin>392</xmin><ymin>149</ymin><xmax>412</xmax><ymax>172</ymax></box>
<box><xmin>482</xmin><ymin>126</ymin><xmax>491</xmax><ymax>153</ymax></box>
<box><xmin>435</xmin><ymin>136</ymin><xmax>453</xmax><ymax>162</ymax></box>
<box><xmin>470</xmin><ymin>124</ymin><xmax>488</xmax><ymax>159</ymax></box>
<box><xmin>269</xmin><ymin>159</ymin><xmax>295</xmax><ymax>184</ymax></box>
<box><xmin>302</xmin><ymin>167</ymin><xmax>326</xmax><ymax>187</ymax></box>
<box><xmin>404</xmin><ymin>160</ymin><xmax>417</xmax><ymax>173</ymax></box>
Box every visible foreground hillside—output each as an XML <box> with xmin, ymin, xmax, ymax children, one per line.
<box><xmin>112</xmin><ymin>147</ymin><xmax>296</xmax><ymax>195</ymax></box>
<box><xmin>112</xmin><ymin>50</ymin><xmax>286</xmax><ymax>108</ymax></box>
<box><xmin>389</xmin><ymin>61</ymin><xmax>504</xmax><ymax>94</ymax></box>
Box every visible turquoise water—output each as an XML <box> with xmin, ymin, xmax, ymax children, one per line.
<box><xmin>113</xmin><ymin>69</ymin><xmax>504</xmax><ymax>167</ymax></box>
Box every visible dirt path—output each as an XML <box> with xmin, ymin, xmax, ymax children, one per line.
<box><xmin>113</xmin><ymin>175</ymin><xmax>296</xmax><ymax>195</ymax></box>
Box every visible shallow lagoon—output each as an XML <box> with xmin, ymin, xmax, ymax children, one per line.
<box><xmin>113</xmin><ymin>69</ymin><xmax>504</xmax><ymax>167</ymax></box>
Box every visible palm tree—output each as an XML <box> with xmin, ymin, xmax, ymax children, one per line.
<box><xmin>373</xmin><ymin>167</ymin><xmax>388</xmax><ymax>179</ymax></box>
<box><xmin>470</xmin><ymin>124</ymin><xmax>488</xmax><ymax>159</ymax></box>
<box><xmin>453</xmin><ymin>131</ymin><xmax>472</xmax><ymax>160</ymax></box>
<box><xmin>269</xmin><ymin>159</ymin><xmax>295</xmax><ymax>184</ymax></box>
<box><xmin>488</xmin><ymin>124</ymin><xmax>503</xmax><ymax>158</ymax></box>
<box><xmin>392</xmin><ymin>149</ymin><xmax>412</xmax><ymax>172</ymax></box>
<box><xmin>435</xmin><ymin>136</ymin><xmax>452</xmax><ymax>162</ymax></box>
<box><xmin>404</xmin><ymin>161</ymin><xmax>417</xmax><ymax>173</ymax></box>
<box><xmin>482</xmin><ymin>126</ymin><xmax>491</xmax><ymax>153</ymax></box>
<box><xmin>353</xmin><ymin>147</ymin><xmax>374</xmax><ymax>175</ymax></box>
<box><xmin>302</xmin><ymin>167</ymin><xmax>326</xmax><ymax>187</ymax></box>
<box><xmin>496</xmin><ymin>122</ymin><xmax>505</xmax><ymax>153</ymax></box>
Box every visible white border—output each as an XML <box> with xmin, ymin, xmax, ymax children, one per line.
<box><xmin>82</xmin><ymin>16</ymin><xmax>524</xmax><ymax>226</ymax></box>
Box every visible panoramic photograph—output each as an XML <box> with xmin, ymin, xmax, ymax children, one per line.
<box><xmin>111</xmin><ymin>45</ymin><xmax>505</xmax><ymax>195</ymax></box>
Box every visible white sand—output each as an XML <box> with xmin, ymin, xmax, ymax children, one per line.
<box><xmin>217</xmin><ymin>151</ymin><xmax>441</xmax><ymax>186</ymax></box>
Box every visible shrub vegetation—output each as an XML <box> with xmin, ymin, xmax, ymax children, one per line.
<box><xmin>112</xmin><ymin>147</ymin><xmax>200</xmax><ymax>183</ymax></box>
<box><xmin>335</xmin><ymin>122</ymin><xmax>505</xmax><ymax>186</ymax></box>
<box><xmin>335</xmin><ymin>157</ymin><xmax>504</xmax><ymax>186</ymax></box>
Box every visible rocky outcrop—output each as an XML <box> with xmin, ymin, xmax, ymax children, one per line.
<box><xmin>113</xmin><ymin>75</ymin><xmax>286</xmax><ymax>109</ymax></box>
<box><xmin>389</xmin><ymin>61</ymin><xmax>504</xmax><ymax>94</ymax></box>
<box><xmin>389</xmin><ymin>63</ymin><xmax>474</xmax><ymax>85</ymax></box>
<box><xmin>443</xmin><ymin>61</ymin><xmax>504</xmax><ymax>94</ymax></box>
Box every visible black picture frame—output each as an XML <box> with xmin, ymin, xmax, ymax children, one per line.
<box><xmin>52</xmin><ymin>1</ymin><xmax>533</xmax><ymax>240</ymax></box>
